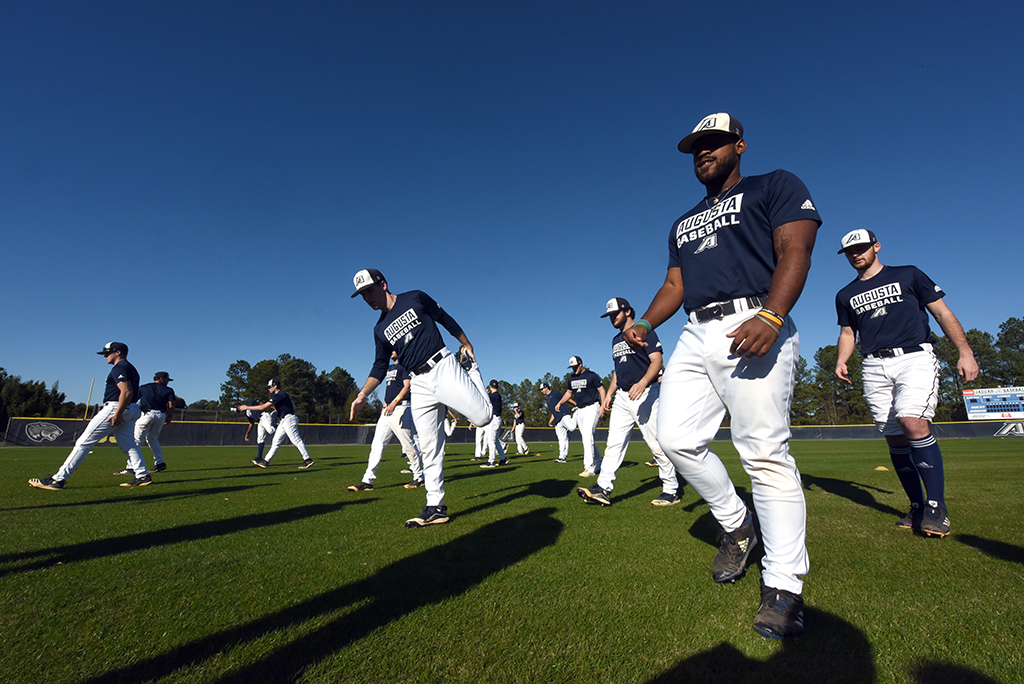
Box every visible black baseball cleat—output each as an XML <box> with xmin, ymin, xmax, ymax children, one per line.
<box><xmin>920</xmin><ymin>500</ymin><xmax>951</xmax><ymax>537</ymax></box>
<box><xmin>347</xmin><ymin>481</ymin><xmax>373</xmax><ymax>492</ymax></box>
<box><xmin>29</xmin><ymin>477</ymin><xmax>65</xmax><ymax>490</ymax></box>
<box><xmin>577</xmin><ymin>485</ymin><xmax>611</xmax><ymax>506</ymax></box>
<box><xmin>896</xmin><ymin>503</ymin><xmax>923</xmax><ymax>530</ymax></box>
<box><xmin>753</xmin><ymin>585</ymin><xmax>805</xmax><ymax>639</ymax></box>
<box><xmin>113</xmin><ymin>468</ymin><xmax>134</xmax><ymax>475</ymax></box>
<box><xmin>298</xmin><ymin>459</ymin><xmax>315</xmax><ymax>469</ymax></box>
<box><xmin>498</xmin><ymin>459</ymin><xmax>508</xmax><ymax>466</ymax></box>
<box><xmin>712</xmin><ymin>510</ymin><xmax>758</xmax><ymax>583</ymax></box>
<box><xmin>120</xmin><ymin>474</ymin><xmax>153</xmax><ymax>487</ymax></box>
<box><xmin>151</xmin><ymin>462</ymin><xmax>167</xmax><ymax>472</ymax></box>
<box><xmin>651</xmin><ymin>492</ymin><xmax>681</xmax><ymax>506</ymax></box>
<box><xmin>405</xmin><ymin>505</ymin><xmax>450</xmax><ymax>528</ymax></box>
<box><xmin>403</xmin><ymin>479</ymin><xmax>424</xmax><ymax>489</ymax></box>
<box><xmin>251</xmin><ymin>458</ymin><xmax>269</xmax><ymax>469</ymax></box>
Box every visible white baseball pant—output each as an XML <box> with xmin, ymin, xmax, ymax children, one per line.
<box><xmin>409</xmin><ymin>349</ymin><xmax>492</xmax><ymax>507</ymax></box>
<box><xmin>598</xmin><ymin>385</ymin><xmax>676</xmax><ymax>494</ymax></box>
<box><xmin>257</xmin><ymin>412</ymin><xmax>276</xmax><ymax>444</ymax></box>
<box><xmin>574</xmin><ymin>402</ymin><xmax>603</xmax><ymax>473</ymax></box>
<box><xmin>134</xmin><ymin>410</ymin><xmax>166</xmax><ymax>466</ymax></box>
<box><xmin>474</xmin><ymin>422</ymin><xmax>487</xmax><ymax>458</ymax></box>
<box><xmin>55</xmin><ymin>402</ymin><xmax>145</xmax><ymax>481</ymax></box>
<box><xmin>514</xmin><ymin>423</ymin><xmax>528</xmax><ymax>454</ymax></box>
<box><xmin>361</xmin><ymin>402</ymin><xmax>424</xmax><ymax>483</ymax></box>
<box><xmin>657</xmin><ymin>308</ymin><xmax>808</xmax><ymax>595</ymax></box>
<box><xmin>264</xmin><ymin>413</ymin><xmax>311</xmax><ymax>462</ymax></box>
<box><xmin>862</xmin><ymin>344</ymin><xmax>939</xmax><ymax>436</ymax></box>
<box><xmin>484</xmin><ymin>414</ymin><xmax>505</xmax><ymax>464</ymax></box>
<box><xmin>554</xmin><ymin>412</ymin><xmax>577</xmax><ymax>461</ymax></box>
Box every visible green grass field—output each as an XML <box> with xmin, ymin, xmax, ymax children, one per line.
<box><xmin>1</xmin><ymin>438</ymin><xmax>1021</xmax><ymax>683</ymax></box>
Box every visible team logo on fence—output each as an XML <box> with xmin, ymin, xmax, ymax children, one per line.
<box><xmin>26</xmin><ymin>422</ymin><xmax>63</xmax><ymax>442</ymax></box>
<box><xmin>994</xmin><ymin>422</ymin><xmax>1024</xmax><ymax>437</ymax></box>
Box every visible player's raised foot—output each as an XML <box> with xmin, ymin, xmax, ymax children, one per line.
<box><xmin>896</xmin><ymin>503</ymin><xmax>923</xmax><ymax>530</ymax></box>
<box><xmin>113</xmin><ymin>468</ymin><xmax>133</xmax><ymax>475</ymax></box>
<box><xmin>480</xmin><ymin>462</ymin><xmax>498</xmax><ymax>469</ymax></box>
<box><xmin>555</xmin><ymin>458</ymin><xmax>567</xmax><ymax>464</ymax></box>
<box><xmin>651</xmin><ymin>492</ymin><xmax>681</xmax><ymax>506</ymax></box>
<box><xmin>251</xmin><ymin>458</ymin><xmax>269</xmax><ymax>469</ymax></box>
<box><xmin>645</xmin><ymin>459</ymin><xmax>658</xmax><ymax>467</ymax></box>
<box><xmin>577</xmin><ymin>485</ymin><xmax>611</xmax><ymax>506</ymax></box>
<box><xmin>29</xmin><ymin>477</ymin><xmax>65</xmax><ymax>491</ymax></box>
<box><xmin>753</xmin><ymin>585</ymin><xmax>805</xmax><ymax>639</ymax></box>
<box><xmin>578</xmin><ymin>470</ymin><xmax>596</xmax><ymax>478</ymax></box>
<box><xmin>348</xmin><ymin>481</ymin><xmax>374</xmax><ymax>492</ymax></box>
<box><xmin>298</xmin><ymin>459</ymin><xmax>315</xmax><ymax>469</ymax></box>
<box><xmin>151</xmin><ymin>462</ymin><xmax>167</xmax><ymax>473</ymax></box>
<box><xmin>405</xmin><ymin>505</ymin><xmax>449</xmax><ymax>528</ymax></box>
<box><xmin>920</xmin><ymin>500</ymin><xmax>951</xmax><ymax>537</ymax></box>
<box><xmin>403</xmin><ymin>479</ymin><xmax>424</xmax><ymax>489</ymax></box>
<box><xmin>498</xmin><ymin>459</ymin><xmax>508</xmax><ymax>466</ymax></box>
<box><xmin>400</xmin><ymin>468</ymin><xmax>412</xmax><ymax>474</ymax></box>
<box><xmin>120</xmin><ymin>474</ymin><xmax>153</xmax><ymax>487</ymax></box>
<box><xmin>712</xmin><ymin>510</ymin><xmax>758</xmax><ymax>583</ymax></box>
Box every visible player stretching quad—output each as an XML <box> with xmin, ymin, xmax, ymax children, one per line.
<box><xmin>349</xmin><ymin>268</ymin><xmax>493</xmax><ymax>528</ymax></box>
<box><xmin>625</xmin><ymin>113</ymin><xmax>820</xmax><ymax>639</ymax></box>
<box><xmin>127</xmin><ymin>371</ymin><xmax>175</xmax><ymax>474</ymax></box>
<box><xmin>239</xmin><ymin>379</ymin><xmax>314</xmax><ymax>470</ymax></box>
<box><xmin>578</xmin><ymin>297</ymin><xmax>682</xmax><ymax>507</ymax></box>
<box><xmin>243</xmin><ymin>401</ymin><xmax>278</xmax><ymax>463</ymax></box>
<box><xmin>540</xmin><ymin>382</ymin><xmax>576</xmax><ymax>462</ymax></box>
<box><xmin>30</xmin><ymin>342</ymin><xmax>151</xmax><ymax>490</ymax></box>
<box><xmin>834</xmin><ymin>229</ymin><xmax>978</xmax><ymax>537</ymax></box>
<box><xmin>511</xmin><ymin>402</ymin><xmax>529</xmax><ymax>455</ymax></box>
<box><xmin>480</xmin><ymin>380</ymin><xmax>507</xmax><ymax>468</ymax></box>
<box><xmin>555</xmin><ymin>357</ymin><xmax>605</xmax><ymax>478</ymax></box>
<box><xmin>347</xmin><ymin>352</ymin><xmax>425</xmax><ymax>492</ymax></box>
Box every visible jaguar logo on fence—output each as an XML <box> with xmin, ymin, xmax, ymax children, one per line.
<box><xmin>994</xmin><ymin>422</ymin><xmax>1024</xmax><ymax>437</ymax></box>
<box><xmin>26</xmin><ymin>422</ymin><xmax>64</xmax><ymax>442</ymax></box>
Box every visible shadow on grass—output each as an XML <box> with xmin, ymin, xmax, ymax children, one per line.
<box><xmin>456</xmin><ymin>478</ymin><xmax>577</xmax><ymax>518</ymax></box>
<box><xmin>0</xmin><ymin>500</ymin><xmax>373</xmax><ymax>577</ymax></box>
<box><xmin>956</xmin><ymin>534</ymin><xmax>1024</xmax><ymax>566</ymax></box>
<box><xmin>911</xmin><ymin>661</ymin><xmax>1003</xmax><ymax>683</ymax></box>
<box><xmin>81</xmin><ymin>507</ymin><xmax>563</xmax><ymax>684</ymax></box>
<box><xmin>801</xmin><ymin>473</ymin><xmax>903</xmax><ymax>518</ymax></box>
<box><xmin>645</xmin><ymin>607</ymin><xmax>874</xmax><ymax>683</ymax></box>
<box><xmin>3</xmin><ymin>483</ymin><xmax>278</xmax><ymax>512</ymax></box>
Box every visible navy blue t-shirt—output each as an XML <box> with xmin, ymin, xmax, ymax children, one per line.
<box><xmin>668</xmin><ymin>170</ymin><xmax>821</xmax><ymax>312</ymax></box>
<box><xmin>836</xmin><ymin>265</ymin><xmax>944</xmax><ymax>355</ymax></box>
<box><xmin>612</xmin><ymin>328</ymin><xmax>663</xmax><ymax>390</ymax></box>
<box><xmin>139</xmin><ymin>382</ymin><xmax>175</xmax><ymax>412</ymax></box>
<box><xmin>489</xmin><ymin>391</ymin><xmax>502</xmax><ymax>416</ymax></box>
<box><xmin>568</xmin><ymin>370</ymin><xmax>603</xmax><ymax>408</ymax></box>
<box><xmin>546</xmin><ymin>391</ymin><xmax>568</xmax><ymax>420</ymax></box>
<box><xmin>104</xmin><ymin>360</ymin><xmax>140</xmax><ymax>404</ymax></box>
<box><xmin>514</xmin><ymin>408</ymin><xmax>524</xmax><ymax>425</ymax></box>
<box><xmin>383</xmin><ymin>363</ymin><xmax>410</xmax><ymax>404</ymax></box>
<box><xmin>370</xmin><ymin>290</ymin><xmax>466</xmax><ymax>381</ymax></box>
<box><xmin>270</xmin><ymin>391</ymin><xmax>296</xmax><ymax>418</ymax></box>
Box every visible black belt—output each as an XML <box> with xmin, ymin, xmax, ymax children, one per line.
<box><xmin>868</xmin><ymin>345</ymin><xmax>924</xmax><ymax>359</ymax></box>
<box><xmin>693</xmin><ymin>295</ymin><xmax>766</xmax><ymax>324</ymax></box>
<box><xmin>411</xmin><ymin>350</ymin><xmax>446</xmax><ymax>375</ymax></box>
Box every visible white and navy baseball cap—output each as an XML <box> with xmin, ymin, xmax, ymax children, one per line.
<box><xmin>512</xmin><ymin>402</ymin><xmax>519</xmax><ymax>407</ymax></box>
<box><xmin>97</xmin><ymin>341</ymin><xmax>128</xmax><ymax>356</ymax></box>
<box><xmin>351</xmin><ymin>269</ymin><xmax>385</xmax><ymax>298</ymax></box>
<box><xmin>267</xmin><ymin>378</ymin><xmax>279</xmax><ymax>388</ymax></box>
<box><xmin>601</xmin><ymin>297</ymin><xmax>630</xmax><ymax>318</ymax></box>
<box><xmin>568</xmin><ymin>356</ymin><xmax>583</xmax><ymax>369</ymax></box>
<box><xmin>837</xmin><ymin>229</ymin><xmax>878</xmax><ymax>254</ymax></box>
<box><xmin>678</xmin><ymin>113</ymin><xmax>744</xmax><ymax>154</ymax></box>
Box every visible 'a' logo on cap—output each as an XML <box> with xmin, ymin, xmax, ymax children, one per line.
<box><xmin>697</xmin><ymin>117</ymin><xmax>717</xmax><ymax>131</ymax></box>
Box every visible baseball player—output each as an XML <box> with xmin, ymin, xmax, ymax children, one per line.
<box><xmin>835</xmin><ymin>229</ymin><xmax>978</xmax><ymax>537</ymax></box>
<box><xmin>511</xmin><ymin>402</ymin><xmax>529</xmax><ymax>455</ymax></box>
<box><xmin>348</xmin><ymin>352</ymin><xmax>425</xmax><ymax>491</ymax></box>
<box><xmin>555</xmin><ymin>357</ymin><xmax>605</xmax><ymax>477</ymax></box>
<box><xmin>625</xmin><ymin>114</ymin><xmax>820</xmax><ymax>638</ymax></box>
<box><xmin>238</xmin><ymin>379</ymin><xmax>314</xmax><ymax>469</ymax></box>
<box><xmin>243</xmin><ymin>401</ymin><xmax>278</xmax><ymax>463</ymax></box>
<box><xmin>129</xmin><ymin>371</ymin><xmax>176</xmax><ymax>473</ymax></box>
<box><xmin>30</xmin><ymin>342</ymin><xmax>151</xmax><ymax>489</ymax></box>
<box><xmin>578</xmin><ymin>298</ymin><xmax>682</xmax><ymax>507</ymax></box>
<box><xmin>541</xmin><ymin>382</ymin><xmax>576</xmax><ymax>462</ymax></box>
<box><xmin>471</xmin><ymin>422</ymin><xmax>487</xmax><ymax>460</ymax></box>
<box><xmin>349</xmin><ymin>268</ymin><xmax>493</xmax><ymax>528</ymax></box>
<box><xmin>480</xmin><ymin>379</ymin><xmax>507</xmax><ymax>468</ymax></box>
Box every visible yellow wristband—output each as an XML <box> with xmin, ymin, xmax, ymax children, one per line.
<box><xmin>755</xmin><ymin>313</ymin><xmax>780</xmax><ymax>333</ymax></box>
<box><xmin>757</xmin><ymin>310</ymin><xmax>784</xmax><ymax>328</ymax></box>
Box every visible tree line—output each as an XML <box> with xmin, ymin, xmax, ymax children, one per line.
<box><xmin>3</xmin><ymin>317</ymin><xmax>1020</xmax><ymax>428</ymax></box>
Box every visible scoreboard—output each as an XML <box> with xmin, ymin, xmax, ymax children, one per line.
<box><xmin>962</xmin><ymin>386</ymin><xmax>1024</xmax><ymax>421</ymax></box>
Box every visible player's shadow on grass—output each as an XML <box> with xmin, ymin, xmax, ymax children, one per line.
<box><xmin>81</xmin><ymin>507</ymin><xmax>564</xmax><ymax>684</ymax></box>
<box><xmin>0</xmin><ymin>500</ymin><xmax>373</xmax><ymax>577</ymax></box>
<box><xmin>455</xmin><ymin>478</ymin><xmax>577</xmax><ymax>519</ymax></box>
<box><xmin>645</xmin><ymin>607</ymin><xmax>874</xmax><ymax>684</ymax></box>
<box><xmin>956</xmin><ymin>533</ymin><xmax>1024</xmax><ymax>566</ymax></box>
<box><xmin>615</xmin><ymin>476</ymin><xmax>662</xmax><ymax>504</ymax></box>
<box><xmin>3</xmin><ymin>483</ymin><xmax>276</xmax><ymax>512</ymax></box>
<box><xmin>801</xmin><ymin>473</ymin><xmax>904</xmax><ymax>518</ymax></box>
<box><xmin>911</xmin><ymin>661</ymin><xmax>1003</xmax><ymax>683</ymax></box>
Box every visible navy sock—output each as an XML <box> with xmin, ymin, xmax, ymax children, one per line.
<box><xmin>909</xmin><ymin>434</ymin><xmax>945</xmax><ymax>504</ymax></box>
<box><xmin>258</xmin><ymin>443</ymin><xmax>266</xmax><ymax>460</ymax></box>
<box><xmin>888</xmin><ymin>445</ymin><xmax>924</xmax><ymax>508</ymax></box>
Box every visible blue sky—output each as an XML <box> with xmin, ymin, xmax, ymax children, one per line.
<box><xmin>2</xmin><ymin>1</ymin><xmax>1021</xmax><ymax>407</ymax></box>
